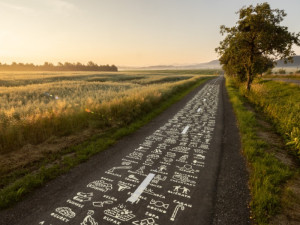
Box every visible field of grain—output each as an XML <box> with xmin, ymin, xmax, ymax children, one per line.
<box><xmin>0</xmin><ymin>71</ymin><xmax>205</xmax><ymax>152</ymax></box>
<box><xmin>0</xmin><ymin>70</ymin><xmax>216</xmax><ymax>207</ymax></box>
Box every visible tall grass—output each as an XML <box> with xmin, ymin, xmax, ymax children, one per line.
<box><xmin>240</xmin><ymin>80</ymin><xmax>300</xmax><ymax>157</ymax></box>
<box><xmin>263</xmin><ymin>74</ymin><xmax>300</xmax><ymax>80</ymax></box>
<box><xmin>0</xmin><ymin>71</ymin><xmax>211</xmax><ymax>153</ymax></box>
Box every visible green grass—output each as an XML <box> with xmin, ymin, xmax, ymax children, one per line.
<box><xmin>0</xmin><ymin>76</ymin><xmax>213</xmax><ymax>209</ymax></box>
<box><xmin>263</xmin><ymin>74</ymin><xmax>300</xmax><ymax>80</ymax></box>
<box><xmin>241</xmin><ymin>80</ymin><xmax>300</xmax><ymax>157</ymax></box>
<box><xmin>226</xmin><ymin>78</ymin><xmax>293</xmax><ymax>224</ymax></box>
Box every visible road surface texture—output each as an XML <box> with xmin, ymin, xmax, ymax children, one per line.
<box><xmin>0</xmin><ymin>76</ymin><xmax>251</xmax><ymax>225</ymax></box>
<box><xmin>264</xmin><ymin>78</ymin><xmax>300</xmax><ymax>86</ymax></box>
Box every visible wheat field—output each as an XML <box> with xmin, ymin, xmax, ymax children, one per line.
<box><xmin>0</xmin><ymin>70</ymin><xmax>214</xmax><ymax>154</ymax></box>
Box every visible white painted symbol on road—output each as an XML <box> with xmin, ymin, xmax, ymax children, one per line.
<box><xmin>143</xmin><ymin>188</ymin><xmax>166</xmax><ymax>199</ymax></box>
<box><xmin>176</xmin><ymin>164</ymin><xmax>199</xmax><ymax>174</ymax></box>
<box><xmin>151</xmin><ymin>175</ymin><xmax>167</xmax><ymax>184</ymax></box>
<box><xmin>147</xmin><ymin>154</ymin><xmax>160</xmax><ymax>159</ymax></box>
<box><xmin>164</xmin><ymin>138</ymin><xmax>177</xmax><ymax>144</ymax></box>
<box><xmin>194</xmin><ymin>154</ymin><xmax>205</xmax><ymax>160</ymax></box>
<box><xmin>104</xmin><ymin>204</ymin><xmax>136</xmax><ymax>221</ymax></box>
<box><xmin>157</xmin><ymin>165</ymin><xmax>167</xmax><ymax>172</ymax></box>
<box><xmin>200</xmin><ymin>144</ymin><xmax>209</xmax><ymax>149</ymax></box>
<box><xmin>171</xmin><ymin>172</ymin><xmax>196</xmax><ymax>186</ymax></box>
<box><xmin>39</xmin><ymin>222</ymin><xmax>51</xmax><ymax>225</ymax></box>
<box><xmin>81</xmin><ymin>210</ymin><xmax>98</xmax><ymax>225</ymax></box>
<box><xmin>166</xmin><ymin>152</ymin><xmax>176</xmax><ymax>158</ymax></box>
<box><xmin>56</xmin><ymin>207</ymin><xmax>76</xmax><ymax>218</ymax></box>
<box><xmin>125</xmin><ymin>174</ymin><xmax>141</xmax><ymax>185</ymax></box>
<box><xmin>134</xmin><ymin>165</ymin><xmax>146</xmax><ymax>174</ymax></box>
<box><xmin>67</xmin><ymin>199</ymin><xmax>84</xmax><ymax>208</ymax></box>
<box><xmin>106</xmin><ymin>165</ymin><xmax>132</xmax><ymax>177</ymax></box>
<box><xmin>93</xmin><ymin>200</ymin><xmax>113</xmax><ymax>207</ymax></box>
<box><xmin>145</xmin><ymin>211</ymin><xmax>159</xmax><ymax>219</ymax></box>
<box><xmin>108</xmin><ymin>165</ymin><xmax>132</xmax><ymax>173</ymax></box>
<box><xmin>170</xmin><ymin>203</ymin><xmax>184</xmax><ymax>221</ymax></box>
<box><xmin>127</xmin><ymin>151</ymin><xmax>144</xmax><ymax>160</ymax></box>
<box><xmin>152</xmin><ymin>149</ymin><xmax>162</xmax><ymax>154</ymax></box>
<box><xmin>194</xmin><ymin>149</ymin><xmax>206</xmax><ymax>154</ymax></box>
<box><xmin>73</xmin><ymin>192</ymin><xmax>93</xmax><ymax>202</ymax></box>
<box><xmin>157</xmin><ymin>143</ymin><xmax>169</xmax><ymax>149</ymax></box>
<box><xmin>181</xmin><ymin>126</ymin><xmax>189</xmax><ymax>134</ymax></box>
<box><xmin>118</xmin><ymin>181</ymin><xmax>132</xmax><ymax>191</ymax></box>
<box><xmin>132</xmin><ymin>218</ymin><xmax>158</xmax><ymax>225</ymax></box>
<box><xmin>171</xmin><ymin>146</ymin><xmax>190</xmax><ymax>154</ymax></box>
<box><xmin>168</xmin><ymin>185</ymin><xmax>191</xmax><ymax>199</ymax></box>
<box><xmin>144</xmin><ymin>158</ymin><xmax>154</xmax><ymax>166</ymax></box>
<box><xmin>174</xmin><ymin>185</ymin><xmax>190</xmax><ymax>194</ymax></box>
<box><xmin>127</xmin><ymin>173</ymin><xmax>155</xmax><ymax>203</ymax></box>
<box><xmin>149</xmin><ymin>199</ymin><xmax>169</xmax><ymax>209</ymax></box>
<box><xmin>189</xmin><ymin>142</ymin><xmax>198</xmax><ymax>147</ymax></box>
<box><xmin>128</xmin><ymin>174</ymin><xmax>139</xmax><ymax>181</ymax></box>
<box><xmin>87</xmin><ymin>180</ymin><xmax>113</xmax><ymax>192</ymax></box>
<box><xmin>122</xmin><ymin>161</ymin><xmax>132</xmax><ymax>166</ymax></box>
<box><xmin>162</xmin><ymin>157</ymin><xmax>173</xmax><ymax>164</ymax></box>
<box><xmin>170</xmin><ymin>200</ymin><xmax>192</xmax><ymax>221</ymax></box>
<box><xmin>137</xmin><ymin>146</ymin><xmax>149</xmax><ymax>151</ymax></box>
<box><xmin>177</xmin><ymin>155</ymin><xmax>188</xmax><ymax>163</ymax></box>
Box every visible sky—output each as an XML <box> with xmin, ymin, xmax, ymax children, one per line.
<box><xmin>0</xmin><ymin>0</ymin><xmax>300</xmax><ymax>67</ymax></box>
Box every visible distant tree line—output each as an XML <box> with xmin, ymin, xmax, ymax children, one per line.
<box><xmin>0</xmin><ymin>61</ymin><xmax>118</xmax><ymax>71</ymax></box>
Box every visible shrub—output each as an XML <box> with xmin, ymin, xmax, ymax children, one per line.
<box><xmin>278</xmin><ymin>69</ymin><xmax>286</xmax><ymax>74</ymax></box>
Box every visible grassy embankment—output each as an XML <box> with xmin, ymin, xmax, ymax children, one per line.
<box><xmin>226</xmin><ymin>78</ymin><xmax>296</xmax><ymax>224</ymax></box>
<box><xmin>0</xmin><ymin>70</ymin><xmax>216</xmax><ymax>209</ymax></box>
<box><xmin>243</xmin><ymin>79</ymin><xmax>300</xmax><ymax>157</ymax></box>
<box><xmin>263</xmin><ymin>74</ymin><xmax>300</xmax><ymax>80</ymax></box>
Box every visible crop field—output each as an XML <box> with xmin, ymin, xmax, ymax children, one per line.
<box><xmin>0</xmin><ymin>70</ymin><xmax>206</xmax><ymax>152</ymax></box>
<box><xmin>0</xmin><ymin>70</ymin><xmax>215</xmax><ymax>204</ymax></box>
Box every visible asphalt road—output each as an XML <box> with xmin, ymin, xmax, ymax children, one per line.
<box><xmin>0</xmin><ymin>76</ymin><xmax>251</xmax><ymax>225</ymax></box>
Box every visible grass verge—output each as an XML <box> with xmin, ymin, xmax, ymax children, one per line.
<box><xmin>241</xmin><ymin>79</ymin><xmax>300</xmax><ymax>158</ymax></box>
<box><xmin>263</xmin><ymin>74</ymin><xmax>300</xmax><ymax>80</ymax></box>
<box><xmin>226</xmin><ymin>77</ymin><xmax>293</xmax><ymax>224</ymax></box>
<box><xmin>0</xmin><ymin>76</ymin><xmax>213</xmax><ymax>209</ymax></box>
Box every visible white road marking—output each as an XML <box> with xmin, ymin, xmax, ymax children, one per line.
<box><xmin>127</xmin><ymin>173</ymin><xmax>156</xmax><ymax>203</ymax></box>
<box><xmin>181</xmin><ymin>126</ymin><xmax>189</xmax><ymax>134</ymax></box>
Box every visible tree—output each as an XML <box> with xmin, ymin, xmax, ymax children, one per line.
<box><xmin>216</xmin><ymin>2</ymin><xmax>300</xmax><ymax>90</ymax></box>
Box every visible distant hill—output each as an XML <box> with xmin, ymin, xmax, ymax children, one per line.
<box><xmin>118</xmin><ymin>56</ymin><xmax>300</xmax><ymax>71</ymax></box>
<box><xmin>119</xmin><ymin>59</ymin><xmax>221</xmax><ymax>70</ymax></box>
<box><xmin>275</xmin><ymin>55</ymin><xmax>300</xmax><ymax>67</ymax></box>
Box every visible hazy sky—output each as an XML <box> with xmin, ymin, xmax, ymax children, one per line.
<box><xmin>1</xmin><ymin>0</ymin><xmax>300</xmax><ymax>66</ymax></box>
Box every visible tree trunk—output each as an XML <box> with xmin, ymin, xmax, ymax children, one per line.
<box><xmin>246</xmin><ymin>72</ymin><xmax>252</xmax><ymax>91</ymax></box>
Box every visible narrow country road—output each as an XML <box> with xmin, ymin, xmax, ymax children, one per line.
<box><xmin>0</xmin><ymin>77</ymin><xmax>251</xmax><ymax>225</ymax></box>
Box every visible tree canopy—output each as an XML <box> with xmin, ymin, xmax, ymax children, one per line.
<box><xmin>216</xmin><ymin>2</ymin><xmax>300</xmax><ymax>90</ymax></box>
